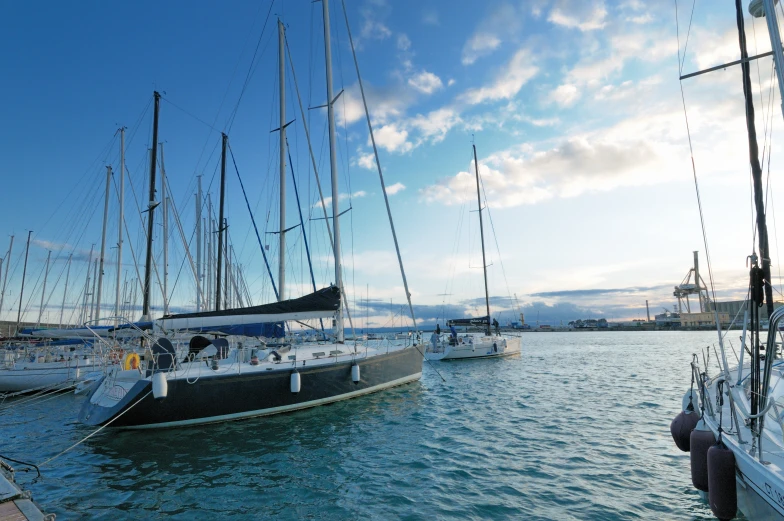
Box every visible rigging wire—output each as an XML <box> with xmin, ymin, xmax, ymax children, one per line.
<box><xmin>674</xmin><ymin>0</ymin><xmax>722</xmax><ymax>349</ymax></box>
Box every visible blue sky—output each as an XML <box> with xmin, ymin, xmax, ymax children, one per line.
<box><xmin>1</xmin><ymin>0</ymin><xmax>782</xmax><ymax>328</ymax></box>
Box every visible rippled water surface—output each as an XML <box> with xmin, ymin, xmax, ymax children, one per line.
<box><xmin>2</xmin><ymin>332</ymin><xmax>739</xmax><ymax>520</ymax></box>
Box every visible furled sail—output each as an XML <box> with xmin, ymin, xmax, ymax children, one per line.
<box><xmin>157</xmin><ymin>285</ymin><xmax>340</xmax><ymax>332</ymax></box>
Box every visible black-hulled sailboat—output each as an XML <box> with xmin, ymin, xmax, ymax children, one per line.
<box><xmin>79</xmin><ymin>6</ymin><xmax>423</xmax><ymax>429</ymax></box>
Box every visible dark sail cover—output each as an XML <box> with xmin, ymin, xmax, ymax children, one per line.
<box><xmin>161</xmin><ymin>285</ymin><xmax>341</xmax><ymax>320</ymax></box>
<box><xmin>447</xmin><ymin>316</ymin><xmax>489</xmax><ymax>326</ymax></box>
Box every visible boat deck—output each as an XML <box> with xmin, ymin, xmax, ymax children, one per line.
<box><xmin>0</xmin><ymin>467</ymin><xmax>50</xmax><ymax>521</ymax></box>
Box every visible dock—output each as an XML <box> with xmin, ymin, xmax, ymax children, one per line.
<box><xmin>0</xmin><ymin>460</ymin><xmax>52</xmax><ymax>521</ymax></box>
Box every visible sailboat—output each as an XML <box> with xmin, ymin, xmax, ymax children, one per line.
<box><xmin>670</xmin><ymin>1</ymin><xmax>784</xmax><ymax>519</ymax></box>
<box><xmin>425</xmin><ymin>144</ymin><xmax>521</xmax><ymax>361</ymax></box>
<box><xmin>79</xmin><ymin>4</ymin><xmax>423</xmax><ymax>429</ymax></box>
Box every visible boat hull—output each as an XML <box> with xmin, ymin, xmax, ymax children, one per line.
<box><xmin>0</xmin><ymin>360</ymin><xmax>102</xmax><ymax>393</ymax></box>
<box><xmin>79</xmin><ymin>345</ymin><xmax>422</xmax><ymax>429</ymax></box>
<box><xmin>425</xmin><ymin>335</ymin><xmax>521</xmax><ymax>361</ymax></box>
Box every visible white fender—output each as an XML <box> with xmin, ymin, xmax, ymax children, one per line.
<box><xmin>351</xmin><ymin>364</ymin><xmax>360</xmax><ymax>384</ymax></box>
<box><xmin>152</xmin><ymin>372</ymin><xmax>168</xmax><ymax>400</ymax></box>
<box><xmin>290</xmin><ymin>370</ymin><xmax>301</xmax><ymax>394</ymax></box>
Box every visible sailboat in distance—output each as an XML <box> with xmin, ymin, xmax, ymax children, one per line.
<box><xmin>79</xmin><ymin>4</ymin><xmax>423</xmax><ymax>429</ymax></box>
<box><xmin>425</xmin><ymin>144</ymin><xmax>522</xmax><ymax>361</ymax></box>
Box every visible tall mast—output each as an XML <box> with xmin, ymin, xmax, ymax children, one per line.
<box><xmin>196</xmin><ymin>175</ymin><xmax>203</xmax><ymax>312</ymax></box>
<box><xmin>0</xmin><ymin>235</ymin><xmax>14</xmax><ymax>316</ymax></box>
<box><xmin>95</xmin><ymin>165</ymin><xmax>112</xmax><ymax>321</ymax></box>
<box><xmin>735</xmin><ymin>2</ymin><xmax>774</xmax><ymax>320</ymax></box>
<box><xmin>160</xmin><ymin>142</ymin><xmax>169</xmax><ymax>315</ymax></box>
<box><xmin>278</xmin><ymin>19</ymin><xmax>287</xmax><ymax>302</ymax></box>
<box><xmin>81</xmin><ymin>245</ymin><xmax>94</xmax><ymax>323</ymax></box>
<box><xmin>207</xmin><ymin>195</ymin><xmax>213</xmax><ymax>310</ymax></box>
<box><xmin>472</xmin><ymin>144</ymin><xmax>492</xmax><ymax>336</ymax></box>
<box><xmin>224</xmin><ymin>219</ymin><xmax>230</xmax><ymax>307</ymax></box>
<box><xmin>60</xmin><ymin>253</ymin><xmax>72</xmax><ymax>328</ymax></box>
<box><xmin>15</xmin><ymin>230</ymin><xmax>32</xmax><ymax>335</ymax></box>
<box><xmin>90</xmin><ymin>258</ymin><xmax>98</xmax><ymax>321</ymax></box>
<box><xmin>142</xmin><ymin>91</ymin><xmax>161</xmax><ymax>320</ymax></box>
<box><xmin>322</xmin><ymin>0</ymin><xmax>344</xmax><ymax>342</ymax></box>
<box><xmin>754</xmin><ymin>0</ymin><xmax>784</xmax><ymax>119</ymax></box>
<box><xmin>37</xmin><ymin>249</ymin><xmax>51</xmax><ymax>326</ymax></box>
<box><xmin>115</xmin><ymin>127</ymin><xmax>125</xmax><ymax>322</ymax></box>
<box><xmin>216</xmin><ymin>133</ymin><xmax>228</xmax><ymax>311</ymax></box>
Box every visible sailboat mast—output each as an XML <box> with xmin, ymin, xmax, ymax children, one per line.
<box><xmin>735</xmin><ymin>2</ymin><xmax>774</xmax><ymax>319</ymax></box>
<box><xmin>196</xmin><ymin>175</ymin><xmax>202</xmax><ymax>312</ymax></box>
<box><xmin>216</xmin><ymin>133</ymin><xmax>227</xmax><ymax>311</ymax></box>
<box><xmin>115</xmin><ymin>127</ymin><xmax>125</xmax><ymax>322</ymax></box>
<box><xmin>207</xmin><ymin>195</ymin><xmax>213</xmax><ymax>310</ymax></box>
<box><xmin>473</xmin><ymin>144</ymin><xmax>492</xmax><ymax>336</ymax></box>
<box><xmin>0</xmin><ymin>235</ymin><xmax>14</xmax><ymax>316</ymax></box>
<box><xmin>322</xmin><ymin>0</ymin><xmax>344</xmax><ymax>342</ymax></box>
<box><xmin>278</xmin><ymin>19</ymin><xmax>287</xmax><ymax>302</ymax></box>
<box><xmin>759</xmin><ymin>0</ymin><xmax>784</xmax><ymax>119</ymax></box>
<box><xmin>59</xmin><ymin>253</ymin><xmax>71</xmax><ymax>328</ymax></box>
<box><xmin>15</xmin><ymin>230</ymin><xmax>32</xmax><ymax>335</ymax></box>
<box><xmin>160</xmin><ymin>143</ymin><xmax>169</xmax><ymax>315</ymax></box>
<box><xmin>37</xmin><ymin>249</ymin><xmax>51</xmax><ymax>327</ymax></box>
<box><xmin>96</xmin><ymin>165</ymin><xmax>112</xmax><ymax>321</ymax></box>
<box><xmin>81</xmin><ymin>245</ymin><xmax>94</xmax><ymax>323</ymax></box>
<box><xmin>90</xmin><ymin>258</ymin><xmax>98</xmax><ymax>320</ymax></box>
<box><xmin>142</xmin><ymin>91</ymin><xmax>161</xmax><ymax>320</ymax></box>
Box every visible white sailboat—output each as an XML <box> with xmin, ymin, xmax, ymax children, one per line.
<box><xmin>670</xmin><ymin>1</ymin><xmax>784</xmax><ymax>519</ymax></box>
<box><xmin>425</xmin><ymin>144</ymin><xmax>521</xmax><ymax>361</ymax></box>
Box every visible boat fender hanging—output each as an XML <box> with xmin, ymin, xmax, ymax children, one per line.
<box><xmin>291</xmin><ymin>370</ymin><xmax>301</xmax><ymax>394</ymax></box>
<box><xmin>670</xmin><ymin>405</ymin><xmax>700</xmax><ymax>452</ymax></box>
<box><xmin>493</xmin><ymin>343</ymin><xmax>498</xmax><ymax>353</ymax></box>
<box><xmin>707</xmin><ymin>441</ymin><xmax>737</xmax><ymax>520</ymax></box>
<box><xmin>690</xmin><ymin>420</ymin><xmax>714</xmax><ymax>492</ymax></box>
<box><xmin>152</xmin><ymin>372</ymin><xmax>168</xmax><ymax>400</ymax></box>
<box><xmin>682</xmin><ymin>389</ymin><xmax>699</xmax><ymax>412</ymax></box>
<box><xmin>351</xmin><ymin>363</ymin><xmax>360</xmax><ymax>384</ymax></box>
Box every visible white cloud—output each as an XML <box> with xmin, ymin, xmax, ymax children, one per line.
<box><xmin>462</xmin><ymin>33</ymin><xmax>502</xmax><ymax>65</ymax></box>
<box><xmin>422</xmin><ymin>9</ymin><xmax>439</xmax><ymax>25</ymax></box>
<box><xmin>397</xmin><ymin>34</ymin><xmax>411</xmax><ymax>51</ymax></box>
<box><xmin>420</xmin><ymin>137</ymin><xmax>661</xmax><ymax>208</ymax></box>
<box><xmin>407</xmin><ymin>70</ymin><xmax>443</xmax><ymax>94</ymax></box>
<box><xmin>460</xmin><ymin>4</ymin><xmax>524</xmax><ymax>65</ymax></box>
<box><xmin>418</xmin><ymin>88</ymin><xmax>732</xmax><ymax>209</ymax></box>
<box><xmin>549</xmin><ymin>84</ymin><xmax>581</xmax><ymax>107</ymax></box>
<box><xmin>353</xmin><ymin>0</ymin><xmax>393</xmax><ymax>50</ymax></box>
<box><xmin>409</xmin><ymin>107</ymin><xmax>462</xmax><ymax>144</ymax></box>
<box><xmin>627</xmin><ymin>13</ymin><xmax>653</xmax><ymax>24</ymax></box>
<box><xmin>595</xmin><ymin>76</ymin><xmax>661</xmax><ymax>102</ymax></box>
<box><xmin>313</xmin><ymin>191</ymin><xmax>368</xmax><ymax>209</ymax></box>
<box><xmin>386</xmin><ymin>182</ymin><xmax>406</xmax><ymax>195</ymax></box>
<box><xmin>373</xmin><ymin>124</ymin><xmax>413</xmax><ymax>153</ymax></box>
<box><xmin>548</xmin><ymin>1</ymin><xmax>608</xmax><ymax>31</ymax></box>
<box><xmin>459</xmin><ymin>48</ymin><xmax>539</xmax><ymax>105</ymax></box>
<box><xmin>447</xmin><ymin>78</ymin><xmax>456</xmax><ymax>87</ymax></box>
<box><xmin>338</xmin><ymin>83</ymin><xmax>414</xmax><ymax>127</ymax></box>
<box><xmin>358</xmin><ymin>153</ymin><xmax>376</xmax><ymax>170</ymax></box>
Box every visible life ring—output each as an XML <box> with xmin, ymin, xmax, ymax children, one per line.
<box><xmin>123</xmin><ymin>352</ymin><xmax>140</xmax><ymax>371</ymax></box>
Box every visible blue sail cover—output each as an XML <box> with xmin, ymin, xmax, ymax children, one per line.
<box><xmin>447</xmin><ymin>316</ymin><xmax>490</xmax><ymax>326</ymax></box>
<box><xmin>187</xmin><ymin>322</ymin><xmax>285</xmax><ymax>338</ymax></box>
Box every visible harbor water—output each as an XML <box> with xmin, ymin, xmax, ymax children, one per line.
<box><xmin>2</xmin><ymin>331</ymin><xmax>737</xmax><ymax>520</ymax></box>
